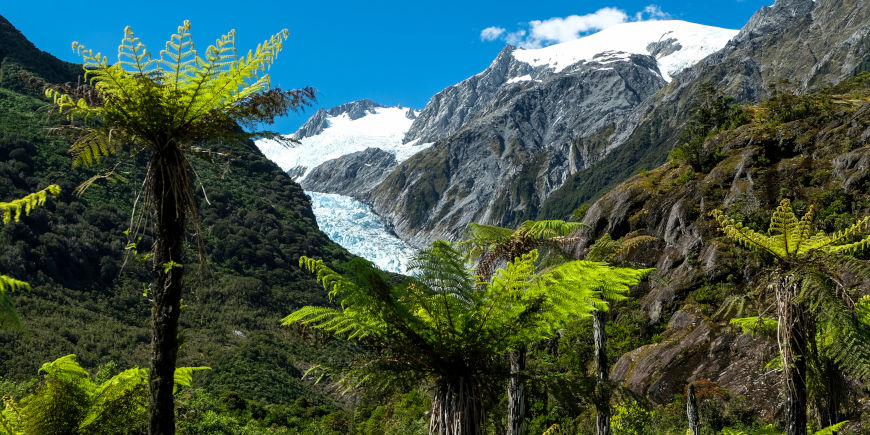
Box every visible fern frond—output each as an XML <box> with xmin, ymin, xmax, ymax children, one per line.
<box><xmin>730</xmin><ymin>316</ymin><xmax>778</xmax><ymax>338</ymax></box>
<box><xmin>408</xmin><ymin>241</ymin><xmax>476</xmax><ymax>304</ymax></box>
<box><xmin>517</xmin><ymin>219</ymin><xmax>586</xmax><ymax>240</ymax></box>
<box><xmin>0</xmin><ymin>185</ymin><xmax>60</xmax><ymax>225</ymax></box>
<box><xmin>0</xmin><ymin>275</ymin><xmax>30</xmax><ymax>294</ymax></box>
<box><xmin>173</xmin><ymin>366</ymin><xmax>210</xmax><ymax>392</ymax></box>
<box><xmin>68</xmin><ymin>130</ymin><xmax>126</xmax><ymax>168</ymax></box>
<box><xmin>38</xmin><ymin>355</ymin><xmax>93</xmax><ymax>386</ymax></box>
<box><xmin>282</xmin><ymin>306</ymin><xmax>375</xmax><ymax>341</ymax></box>
<box><xmin>299</xmin><ymin>256</ymin><xmax>358</xmax><ymax>302</ymax></box>
<box><xmin>712</xmin><ymin>209</ymin><xmax>782</xmax><ymax>258</ymax></box>
<box><xmin>117</xmin><ymin>26</ymin><xmax>155</xmax><ymax>75</ymax></box>
<box><xmin>813</xmin><ymin>421</ymin><xmax>849</xmax><ymax>435</ymax></box>
<box><xmin>80</xmin><ymin>367</ymin><xmax>148</xmax><ymax>431</ymax></box>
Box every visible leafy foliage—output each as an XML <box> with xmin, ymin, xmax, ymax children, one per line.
<box><xmin>0</xmin><ymin>354</ymin><xmax>208</xmax><ymax>434</ymax></box>
<box><xmin>459</xmin><ymin>219</ymin><xmax>586</xmax><ymax>280</ymax></box>
<box><xmin>0</xmin><ymin>185</ymin><xmax>60</xmax><ymax>330</ymax></box>
<box><xmin>286</xmin><ymin>241</ymin><xmax>651</xmax><ymax>432</ymax></box>
<box><xmin>669</xmin><ymin>82</ymin><xmax>748</xmax><ymax>172</ymax></box>
<box><xmin>45</xmin><ymin>21</ymin><xmax>314</xmax><ymax>170</ymax></box>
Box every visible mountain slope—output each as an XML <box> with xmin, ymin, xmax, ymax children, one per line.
<box><xmin>539</xmin><ymin>0</ymin><xmax>870</xmax><ymax>220</ymax></box>
<box><xmin>571</xmin><ymin>75</ymin><xmax>870</xmax><ymax>421</ymax></box>
<box><xmin>0</xmin><ymin>15</ymin><xmax>354</xmax><ymax>426</ymax></box>
<box><xmin>365</xmin><ymin>20</ymin><xmax>737</xmax><ymax>247</ymax></box>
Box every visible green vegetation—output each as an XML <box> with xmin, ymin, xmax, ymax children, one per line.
<box><xmin>669</xmin><ymin>83</ymin><xmax>748</xmax><ymax>173</ymax></box>
<box><xmin>286</xmin><ymin>241</ymin><xmax>650</xmax><ymax>434</ymax></box>
<box><xmin>0</xmin><ymin>185</ymin><xmax>60</xmax><ymax>330</ymax></box>
<box><xmin>713</xmin><ymin>199</ymin><xmax>870</xmax><ymax>434</ymax></box>
<box><xmin>45</xmin><ymin>21</ymin><xmax>315</xmax><ymax>432</ymax></box>
<box><xmin>0</xmin><ymin>354</ymin><xmax>207</xmax><ymax>434</ymax></box>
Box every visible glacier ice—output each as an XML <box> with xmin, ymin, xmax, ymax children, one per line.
<box><xmin>308</xmin><ymin>191</ymin><xmax>416</xmax><ymax>274</ymax></box>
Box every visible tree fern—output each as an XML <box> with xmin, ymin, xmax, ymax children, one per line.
<box><xmin>45</xmin><ymin>21</ymin><xmax>315</xmax><ymax>432</ymax></box>
<box><xmin>0</xmin><ymin>185</ymin><xmax>60</xmax><ymax>225</ymax></box>
<box><xmin>0</xmin><ymin>355</ymin><xmax>209</xmax><ymax>434</ymax></box>
<box><xmin>285</xmin><ymin>240</ymin><xmax>650</xmax><ymax>434</ymax></box>
<box><xmin>714</xmin><ymin>198</ymin><xmax>870</xmax><ymax>434</ymax></box>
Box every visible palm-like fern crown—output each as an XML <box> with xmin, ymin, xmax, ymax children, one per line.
<box><xmin>45</xmin><ymin>21</ymin><xmax>312</xmax><ymax>167</ymax></box>
<box><xmin>284</xmin><ymin>241</ymin><xmax>651</xmax><ymax>391</ymax></box>
<box><xmin>715</xmin><ymin>199</ymin><xmax>870</xmax><ymax>384</ymax></box>
<box><xmin>460</xmin><ymin>220</ymin><xmax>587</xmax><ymax>280</ymax></box>
<box><xmin>712</xmin><ymin>199</ymin><xmax>870</xmax><ymax>262</ymax></box>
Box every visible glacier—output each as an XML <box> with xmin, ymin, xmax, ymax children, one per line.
<box><xmin>308</xmin><ymin>191</ymin><xmax>416</xmax><ymax>274</ymax></box>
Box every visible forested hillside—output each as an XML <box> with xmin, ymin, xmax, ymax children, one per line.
<box><xmin>0</xmin><ymin>15</ymin><xmax>357</xmax><ymax>432</ymax></box>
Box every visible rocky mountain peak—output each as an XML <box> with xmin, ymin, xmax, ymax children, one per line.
<box><xmin>734</xmin><ymin>0</ymin><xmax>815</xmax><ymax>42</ymax></box>
<box><xmin>325</xmin><ymin>98</ymin><xmax>384</xmax><ymax>119</ymax></box>
<box><xmin>292</xmin><ymin>99</ymin><xmax>386</xmax><ymax>139</ymax></box>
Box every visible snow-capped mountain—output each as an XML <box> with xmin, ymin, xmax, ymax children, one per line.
<box><xmin>255</xmin><ymin>99</ymin><xmax>429</xmax><ymax>181</ymax></box>
<box><xmin>510</xmin><ymin>20</ymin><xmax>737</xmax><ymax>82</ymax></box>
<box><xmin>369</xmin><ymin>20</ymin><xmax>740</xmax><ymax>247</ymax></box>
<box><xmin>255</xmin><ymin>100</ymin><xmax>426</xmax><ymax>272</ymax></box>
<box><xmin>404</xmin><ymin>20</ymin><xmax>738</xmax><ymax>145</ymax></box>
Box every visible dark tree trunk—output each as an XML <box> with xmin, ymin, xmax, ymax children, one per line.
<box><xmin>508</xmin><ymin>345</ymin><xmax>527</xmax><ymax>435</ymax></box>
<box><xmin>777</xmin><ymin>276</ymin><xmax>807</xmax><ymax>435</ymax></box>
<box><xmin>593</xmin><ymin>310</ymin><xmax>610</xmax><ymax>435</ymax></box>
<box><xmin>430</xmin><ymin>376</ymin><xmax>483</xmax><ymax>435</ymax></box>
<box><xmin>148</xmin><ymin>148</ymin><xmax>188</xmax><ymax>435</ymax></box>
<box><xmin>805</xmin><ymin>315</ymin><xmax>840</xmax><ymax>432</ymax></box>
<box><xmin>687</xmin><ymin>383</ymin><xmax>700</xmax><ymax>435</ymax></box>
<box><xmin>811</xmin><ymin>358</ymin><xmax>841</xmax><ymax>432</ymax></box>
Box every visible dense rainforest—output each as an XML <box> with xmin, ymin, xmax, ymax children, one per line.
<box><xmin>1</xmin><ymin>11</ymin><xmax>870</xmax><ymax>435</ymax></box>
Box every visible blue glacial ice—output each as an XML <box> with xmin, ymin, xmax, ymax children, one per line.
<box><xmin>308</xmin><ymin>191</ymin><xmax>416</xmax><ymax>274</ymax></box>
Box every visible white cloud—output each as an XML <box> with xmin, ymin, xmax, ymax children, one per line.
<box><xmin>480</xmin><ymin>26</ymin><xmax>506</xmax><ymax>41</ymax></box>
<box><xmin>526</xmin><ymin>8</ymin><xmax>628</xmax><ymax>47</ymax></box>
<box><xmin>482</xmin><ymin>4</ymin><xmax>672</xmax><ymax>48</ymax></box>
<box><xmin>635</xmin><ymin>5</ymin><xmax>671</xmax><ymax>21</ymax></box>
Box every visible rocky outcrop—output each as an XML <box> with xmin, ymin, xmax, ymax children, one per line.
<box><xmin>301</xmin><ymin>148</ymin><xmax>398</xmax><ymax>197</ymax></box>
<box><xmin>402</xmin><ymin>46</ymin><xmax>535</xmax><ymax>144</ymax></box>
<box><xmin>611</xmin><ymin>308</ymin><xmax>778</xmax><ymax>410</ymax></box>
<box><xmin>575</xmin><ymin>84</ymin><xmax>870</xmax><ymax>406</ymax></box>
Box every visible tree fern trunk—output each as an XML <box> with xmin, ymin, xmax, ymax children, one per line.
<box><xmin>593</xmin><ymin>310</ymin><xmax>610</xmax><ymax>435</ymax></box>
<box><xmin>148</xmin><ymin>148</ymin><xmax>188</xmax><ymax>435</ymax></box>
<box><xmin>430</xmin><ymin>375</ymin><xmax>483</xmax><ymax>435</ymax></box>
<box><xmin>508</xmin><ymin>345</ymin><xmax>527</xmax><ymax>435</ymax></box>
<box><xmin>777</xmin><ymin>276</ymin><xmax>807</xmax><ymax>435</ymax></box>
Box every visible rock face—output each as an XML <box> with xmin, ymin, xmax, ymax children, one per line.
<box><xmin>611</xmin><ymin>308</ymin><xmax>778</xmax><ymax>407</ymax></box>
<box><xmin>401</xmin><ymin>46</ymin><xmax>535</xmax><ymax>144</ymax></box>
<box><xmin>540</xmin><ymin>0</ymin><xmax>870</xmax><ymax>220</ymax></box>
<box><xmin>301</xmin><ymin>147</ymin><xmax>398</xmax><ymax>198</ymax></box>
<box><xmin>369</xmin><ymin>54</ymin><xmax>667</xmax><ymax>247</ymax></box>
<box><xmin>575</xmin><ymin>90</ymin><xmax>870</xmax><ymax>411</ymax></box>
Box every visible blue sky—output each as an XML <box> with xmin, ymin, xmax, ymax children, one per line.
<box><xmin>2</xmin><ymin>1</ymin><xmax>770</xmax><ymax>134</ymax></box>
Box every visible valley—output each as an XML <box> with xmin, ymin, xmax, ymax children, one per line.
<box><xmin>2</xmin><ymin>0</ymin><xmax>870</xmax><ymax>433</ymax></box>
